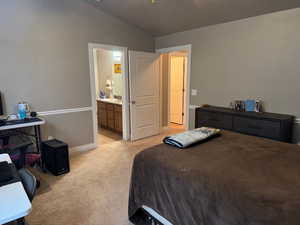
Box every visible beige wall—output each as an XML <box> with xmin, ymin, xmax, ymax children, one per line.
<box><xmin>96</xmin><ymin>49</ymin><xmax>123</xmax><ymax>98</ymax></box>
<box><xmin>156</xmin><ymin>8</ymin><xmax>300</xmax><ymax>142</ymax></box>
<box><xmin>0</xmin><ymin>0</ymin><xmax>154</xmax><ymax>148</ymax></box>
<box><xmin>112</xmin><ymin>56</ymin><xmax>123</xmax><ymax>97</ymax></box>
<box><xmin>41</xmin><ymin>111</ymin><xmax>94</xmax><ymax>148</ymax></box>
<box><xmin>96</xmin><ymin>49</ymin><xmax>114</xmax><ymax>97</ymax></box>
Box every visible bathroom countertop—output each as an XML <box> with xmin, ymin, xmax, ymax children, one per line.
<box><xmin>97</xmin><ymin>98</ymin><xmax>122</xmax><ymax>106</ymax></box>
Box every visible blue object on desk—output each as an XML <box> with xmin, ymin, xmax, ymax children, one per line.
<box><xmin>245</xmin><ymin>99</ymin><xmax>255</xmax><ymax>112</ymax></box>
<box><xmin>18</xmin><ymin>104</ymin><xmax>27</xmax><ymax>120</ymax></box>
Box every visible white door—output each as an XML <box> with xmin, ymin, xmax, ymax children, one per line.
<box><xmin>169</xmin><ymin>56</ymin><xmax>185</xmax><ymax>124</ymax></box>
<box><xmin>129</xmin><ymin>51</ymin><xmax>160</xmax><ymax>141</ymax></box>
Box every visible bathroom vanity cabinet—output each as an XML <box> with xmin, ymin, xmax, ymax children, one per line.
<box><xmin>97</xmin><ymin>100</ymin><xmax>122</xmax><ymax>133</ymax></box>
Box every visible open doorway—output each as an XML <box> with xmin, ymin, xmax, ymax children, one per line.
<box><xmin>88</xmin><ymin>43</ymin><xmax>130</xmax><ymax>147</ymax></box>
<box><xmin>168</xmin><ymin>51</ymin><xmax>187</xmax><ymax>129</ymax></box>
<box><xmin>157</xmin><ymin>45</ymin><xmax>191</xmax><ymax>131</ymax></box>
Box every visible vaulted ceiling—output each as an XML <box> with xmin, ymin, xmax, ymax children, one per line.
<box><xmin>85</xmin><ymin>0</ymin><xmax>300</xmax><ymax>36</ymax></box>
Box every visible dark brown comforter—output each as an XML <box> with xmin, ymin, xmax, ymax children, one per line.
<box><xmin>128</xmin><ymin>130</ymin><xmax>300</xmax><ymax>225</ymax></box>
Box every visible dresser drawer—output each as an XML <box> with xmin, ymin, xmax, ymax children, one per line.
<box><xmin>196</xmin><ymin>111</ymin><xmax>233</xmax><ymax>130</ymax></box>
<box><xmin>114</xmin><ymin>104</ymin><xmax>122</xmax><ymax>112</ymax></box>
<box><xmin>106</xmin><ymin>103</ymin><xmax>114</xmax><ymax>111</ymax></box>
<box><xmin>98</xmin><ymin>109</ymin><xmax>107</xmax><ymax>127</ymax></box>
<box><xmin>107</xmin><ymin>110</ymin><xmax>114</xmax><ymax>120</ymax></box>
<box><xmin>107</xmin><ymin>119</ymin><xmax>115</xmax><ymax>130</ymax></box>
<box><xmin>98</xmin><ymin>101</ymin><xmax>106</xmax><ymax>110</ymax></box>
<box><xmin>233</xmin><ymin>117</ymin><xmax>281</xmax><ymax>140</ymax></box>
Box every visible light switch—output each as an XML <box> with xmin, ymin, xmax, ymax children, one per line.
<box><xmin>191</xmin><ymin>89</ymin><xmax>198</xmax><ymax>96</ymax></box>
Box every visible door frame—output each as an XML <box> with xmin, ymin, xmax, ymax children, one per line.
<box><xmin>156</xmin><ymin>44</ymin><xmax>192</xmax><ymax>130</ymax></box>
<box><xmin>88</xmin><ymin>43</ymin><xmax>130</xmax><ymax>146</ymax></box>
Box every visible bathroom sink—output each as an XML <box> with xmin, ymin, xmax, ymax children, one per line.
<box><xmin>99</xmin><ymin>98</ymin><xmax>122</xmax><ymax>105</ymax></box>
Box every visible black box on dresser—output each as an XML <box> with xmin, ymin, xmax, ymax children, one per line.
<box><xmin>195</xmin><ymin>106</ymin><xmax>294</xmax><ymax>143</ymax></box>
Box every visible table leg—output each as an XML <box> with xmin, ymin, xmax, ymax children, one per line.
<box><xmin>34</xmin><ymin>125</ymin><xmax>46</xmax><ymax>172</ymax></box>
<box><xmin>3</xmin><ymin>136</ymin><xmax>9</xmax><ymax>146</ymax></box>
<box><xmin>34</xmin><ymin>125</ymin><xmax>41</xmax><ymax>153</ymax></box>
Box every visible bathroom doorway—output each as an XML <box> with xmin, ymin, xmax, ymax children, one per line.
<box><xmin>88</xmin><ymin>43</ymin><xmax>130</xmax><ymax>146</ymax></box>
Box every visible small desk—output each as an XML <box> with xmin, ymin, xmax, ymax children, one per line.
<box><xmin>0</xmin><ymin>118</ymin><xmax>45</xmax><ymax>132</ymax></box>
<box><xmin>0</xmin><ymin>118</ymin><xmax>46</xmax><ymax>170</ymax></box>
<box><xmin>0</xmin><ymin>154</ymin><xmax>32</xmax><ymax>225</ymax></box>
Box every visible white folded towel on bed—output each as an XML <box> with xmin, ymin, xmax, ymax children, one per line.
<box><xmin>163</xmin><ymin>127</ymin><xmax>221</xmax><ymax>149</ymax></box>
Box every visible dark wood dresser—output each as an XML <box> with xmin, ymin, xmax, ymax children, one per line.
<box><xmin>195</xmin><ymin>106</ymin><xmax>294</xmax><ymax>143</ymax></box>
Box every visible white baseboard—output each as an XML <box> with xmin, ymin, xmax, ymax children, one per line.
<box><xmin>162</xmin><ymin>126</ymin><xmax>169</xmax><ymax>131</ymax></box>
<box><xmin>70</xmin><ymin>143</ymin><xmax>97</xmax><ymax>154</ymax></box>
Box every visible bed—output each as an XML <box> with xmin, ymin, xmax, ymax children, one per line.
<box><xmin>128</xmin><ymin>130</ymin><xmax>300</xmax><ymax>225</ymax></box>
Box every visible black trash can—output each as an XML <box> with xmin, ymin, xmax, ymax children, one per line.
<box><xmin>42</xmin><ymin>139</ymin><xmax>70</xmax><ymax>176</ymax></box>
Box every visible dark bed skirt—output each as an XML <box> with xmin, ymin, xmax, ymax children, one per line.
<box><xmin>130</xmin><ymin>208</ymin><xmax>164</xmax><ymax>225</ymax></box>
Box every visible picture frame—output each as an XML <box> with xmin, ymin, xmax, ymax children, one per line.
<box><xmin>114</xmin><ymin>64</ymin><xmax>122</xmax><ymax>74</ymax></box>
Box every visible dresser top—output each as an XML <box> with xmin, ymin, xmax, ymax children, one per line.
<box><xmin>197</xmin><ymin>106</ymin><xmax>294</xmax><ymax>121</ymax></box>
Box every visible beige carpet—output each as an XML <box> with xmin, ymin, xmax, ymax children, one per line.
<box><xmin>26</xmin><ymin>127</ymin><xmax>183</xmax><ymax>225</ymax></box>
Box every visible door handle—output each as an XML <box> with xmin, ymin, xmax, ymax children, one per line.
<box><xmin>131</xmin><ymin>101</ymin><xmax>136</xmax><ymax>104</ymax></box>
